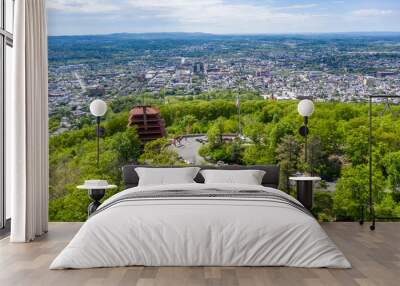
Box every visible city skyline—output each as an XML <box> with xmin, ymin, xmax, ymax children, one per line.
<box><xmin>47</xmin><ymin>0</ymin><xmax>400</xmax><ymax>36</ymax></box>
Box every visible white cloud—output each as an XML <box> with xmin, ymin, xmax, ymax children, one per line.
<box><xmin>126</xmin><ymin>0</ymin><xmax>322</xmax><ymax>33</ymax></box>
<box><xmin>352</xmin><ymin>9</ymin><xmax>393</xmax><ymax>17</ymax></box>
<box><xmin>47</xmin><ymin>0</ymin><xmax>121</xmax><ymax>14</ymax></box>
<box><xmin>274</xmin><ymin>4</ymin><xmax>319</xmax><ymax>11</ymax></box>
<box><xmin>45</xmin><ymin>0</ymin><xmax>328</xmax><ymax>33</ymax></box>
<box><xmin>128</xmin><ymin>0</ymin><xmax>222</xmax><ymax>9</ymax></box>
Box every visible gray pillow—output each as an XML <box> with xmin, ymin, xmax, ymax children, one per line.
<box><xmin>200</xmin><ymin>169</ymin><xmax>266</xmax><ymax>185</ymax></box>
<box><xmin>135</xmin><ymin>167</ymin><xmax>201</xmax><ymax>186</ymax></box>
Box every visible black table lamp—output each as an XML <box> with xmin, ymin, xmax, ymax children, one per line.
<box><xmin>89</xmin><ymin>99</ymin><xmax>108</xmax><ymax>167</ymax></box>
<box><xmin>297</xmin><ymin>99</ymin><xmax>315</xmax><ymax>164</ymax></box>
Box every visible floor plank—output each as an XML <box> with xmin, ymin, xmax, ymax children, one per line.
<box><xmin>0</xmin><ymin>222</ymin><xmax>398</xmax><ymax>286</ymax></box>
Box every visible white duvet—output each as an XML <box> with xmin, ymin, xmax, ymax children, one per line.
<box><xmin>50</xmin><ymin>183</ymin><xmax>351</xmax><ymax>269</ymax></box>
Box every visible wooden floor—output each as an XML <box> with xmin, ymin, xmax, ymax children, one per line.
<box><xmin>0</xmin><ymin>222</ymin><xmax>399</xmax><ymax>286</ymax></box>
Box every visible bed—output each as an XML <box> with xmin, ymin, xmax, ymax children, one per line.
<box><xmin>50</xmin><ymin>165</ymin><xmax>351</xmax><ymax>269</ymax></box>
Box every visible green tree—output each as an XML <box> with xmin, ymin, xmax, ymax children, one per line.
<box><xmin>383</xmin><ymin>151</ymin><xmax>400</xmax><ymax>203</ymax></box>
<box><xmin>242</xmin><ymin>144</ymin><xmax>273</xmax><ymax>165</ymax></box>
<box><xmin>49</xmin><ymin>118</ymin><xmax>60</xmax><ymax>133</ymax></box>
<box><xmin>180</xmin><ymin>115</ymin><xmax>197</xmax><ymax>134</ymax></box>
<box><xmin>276</xmin><ymin>135</ymin><xmax>301</xmax><ymax>192</ymax></box>
<box><xmin>243</xmin><ymin>116</ymin><xmax>266</xmax><ymax>144</ymax></box>
<box><xmin>110</xmin><ymin>128</ymin><xmax>141</xmax><ymax>164</ymax></box>
<box><xmin>334</xmin><ymin>164</ymin><xmax>384</xmax><ymax>220</ymax></box>
<box><xmin>312</xmin><ymin>191</ymin><xmax>334</xmax><ymax>222</ymax></box>
<box><xmin>139</xmin><ymin>138</ymin><xmax>182</xmax><ymax>165</ymax></box>
<box><xmin>207</xmin><ymin>117</ymin><xmax>225</xmax><ymax>149</ymax></box>
<box><xmin>303</xmin><ymin>135</ymin><xmax>324</xmax><ymax>176</ymax></box>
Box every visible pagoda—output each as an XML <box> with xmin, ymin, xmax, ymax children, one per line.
<box><xmin>128</xmin><ymin>106</ymin><xmax>166</xmax><ymax>144</ymax></box>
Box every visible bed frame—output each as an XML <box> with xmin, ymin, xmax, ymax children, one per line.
<box><xmin>122</xmin><ymin>165</ymin><xmax>280</xmax><ymax>189</ymax></box>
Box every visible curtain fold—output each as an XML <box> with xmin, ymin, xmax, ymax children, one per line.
<box><xmin>9</xmin><ymin>0</ymin><xmax>49</xmax><ymax>242</ymax></box>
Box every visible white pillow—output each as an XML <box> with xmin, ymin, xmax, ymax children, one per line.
<box><xmin>135</xmin><ymin>167</ymin><xmax>200</xmax><ymax>186</ymax></box>
<box><xmin>200</xmin><ymin>169</ymin><xmax>266</xmax><ymax>185</ymax></box>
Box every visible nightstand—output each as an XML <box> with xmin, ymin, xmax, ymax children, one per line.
<box><xmin>289</xmin><ymin>176</ymin><xmax>321</xmax><ymax>210</ymax></box>
<box><xmin>77</xmin><ymin>181</ymin><xmax>117</xmax><ymax>216</ymax></box>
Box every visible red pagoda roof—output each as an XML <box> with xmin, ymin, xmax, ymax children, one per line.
<box><xmin>128</xmin><ymin>105</ymin><xmax>166</xmax><ymax>144</ymax></box>
<box><xmin>130</xmin><ymin>106</ymin><xmax>161</xmax><ymax>116</ymax></box>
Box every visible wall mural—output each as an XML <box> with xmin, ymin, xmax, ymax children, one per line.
<box><xmin>47</xmin><ymin>2</ymin><xmax>400</xmax><ymax>222</ymax></box>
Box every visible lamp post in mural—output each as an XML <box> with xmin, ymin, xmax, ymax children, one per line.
<box><xmin>291</xmin><ymin>99</ymin><xmax>318</xmax><ymax>211</ymax></box>
<box><xmin>297</xmin><ymin>99</ymin><xmax>315</xmax><ymax>166</ymax></box>
<box><xmin>364</xmin><ymin>77</ymin><xmax>376</xmax><ymax>230</ymax></box>
<box><xmin>77</xmin><ymin>99</ymin><xmax>111</xmax><ymax>217</ymax></box>
<box><xmin>90</xmin><ymin>99</ymin><xmax>108</xmax><ymax>168</ymax></box>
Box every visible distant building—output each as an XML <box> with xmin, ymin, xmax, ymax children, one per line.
<box><xmin>128</xmin><ymin>106</ymin><xmax>166</xmax><ymax>144</ymax></box>
<box><xmin>193</xmin><ymin>62</ymin><xmax>205</xmax><ymax>74</ymax></box>
<box><xmin>48</xmin><ymin>92</ymin><xmax>65</xmax><ymax>98</ymax></box>
<box><xmin>376</xmin><ymin>71</ymin><xmax>396</xmax><ymax>78</ymax></box>
<box><xmin>256</xmin><ymin>70</ymin><xmax>271</xmax><ymax>77</ymax></box>
<box><xmin>297</xmin><ymin>95</ymin><xmax>314</xmax><ymax>100</ymax></box>
<box><xmin>60</xmin><ymin>117</ymin><xmax>71</xmax><ymax>128</ymax></box>
<box><xmin>207</xmin><ymin>67</ymin><xmax>220</xmax><ymax>73</ymax></box>
<box><xmin>145</xmin><ymin>71</ymin><xmax>156</xmax><ymax>79</ymax></box>
<box><xmin>308</xmin><ymin>71</ymin><xmax>323</xmax><ymax>80</ymax></box>
<box><xmin>86</xmin><ymin>85</ymin><xmax>105</xmax><ymax>97</ymax></box>
<box><xmin>176</xmin><ymin>68</ymin><xmax>191</xmax><ymax>77</ymax></box>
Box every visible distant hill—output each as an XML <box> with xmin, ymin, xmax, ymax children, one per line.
<box><xmin>48</xmin><ymin>31</ymin><xmax>400</xmax><ymax>41</ymax></box>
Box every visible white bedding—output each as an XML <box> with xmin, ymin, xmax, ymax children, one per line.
<box><xmin>50</xmin><ymin>183</ymin><xmax>351</xmax><ymax>269</ymax></box>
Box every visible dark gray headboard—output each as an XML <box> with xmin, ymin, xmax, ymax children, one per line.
<box><xmin>122</xmin><ymin>165</ymin><xmax>280</xmax><ymax>189</ymax></box>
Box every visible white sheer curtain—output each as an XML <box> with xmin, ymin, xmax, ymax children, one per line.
<box><xmin>9</xmin><ymin>0</ymin><xmax>49</xmax><ymax>242</ymax></box>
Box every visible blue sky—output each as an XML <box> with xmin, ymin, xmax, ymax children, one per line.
<box><xmin>47</xmin><ymin>0</ymin><xmax>400</xmax><ymax>36</ymax></box>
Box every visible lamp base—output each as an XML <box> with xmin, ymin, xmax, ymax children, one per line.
<box><xmin>87</xmin><ymin>189</ymin><xmax>105</xmax><ymax>216</ymax></box>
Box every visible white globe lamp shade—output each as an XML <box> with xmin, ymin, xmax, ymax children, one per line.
<box><xmin>298</xmin><ymin>99</ymin><xmax>315</xmax><ymax>117</ymax></box>
<box><xmin>90</xmin><ymin>99</ymin><xmax>107</xmax><ymax>117</ymax></box>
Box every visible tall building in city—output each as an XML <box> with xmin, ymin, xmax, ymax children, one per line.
<box><xmin>193</xmin><ymin>62</ymin><xmax>205</xmax><ymax>75</ymax></box>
